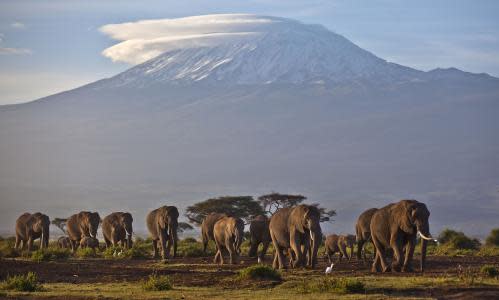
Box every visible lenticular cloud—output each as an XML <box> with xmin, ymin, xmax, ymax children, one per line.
<box><xmin>100</xmin><ymin>14</ymin><xmax>279</xmax><ymax>65</ymax></box>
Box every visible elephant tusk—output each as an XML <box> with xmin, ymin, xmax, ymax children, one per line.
<box><xmin>418</xmin><ymin>231</ymin><xmax>438</xmax><ymax>242</ymax></box>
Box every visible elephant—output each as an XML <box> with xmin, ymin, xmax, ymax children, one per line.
<box><xmin>146</xmin><ymin>206</ymin><xmax>179</xmax><ymax>259</ymax></box>
<box><xmin>102</xmin><ymin>212</ymin><xmax>133</xmax><ymax>249</ymax></box>
<box><xmin>370</xmin><ymin>199</ymin><xmax>433</xmax><ymax>273</ymax></box>
<box><xmin>248</xmin><ymin>215</ymin><xmax>271</xmax><ymax>262</ymax></box>
<box><xmin>66</xmin><ymin>211</ymin><xmax>101</xmax><ymax>252</ymax></box>
<box><xmin>15</xmin><ymin>212</ymin><xmax>50</xmax><ymax>251</ymax></box>
<box><xmin>58</xmin><ymin>236</ymin><xmax>71</xmax><ymax>249</ymax></box>
<box><xmin>324</xmin><ymin>234</ymin><xmax>355</xmax><ymax>264</ymax></box>
<box><xmin>355</xmin><ymin>208</ymin><xmax>378</xmax><ymax>261</ymax></box>
<box><xmin>201</xmin><ymin>212</ymin><xmax>227</xmax><ymax>254</ymax></box>
<box><xmin>269</xmin><ymin>204</ymin><xmax>322</xmax><ymax>269</ymax></box>
<box><xmin>80</xmin><ymin>236</ymin><xmax>99</xmax><ymax>251</ymax></box>
<box><xmin>213</xmin><ymin>216</ymin><xmax>244</xmax><ymax>265</ymax></box>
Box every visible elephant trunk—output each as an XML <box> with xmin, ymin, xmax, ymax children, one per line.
<box><xmin>309</xmin><ymin>227</ymin><xmax>321</xmax><ymax>268</ymax></box>
<box><xmin>41</xmin><ymin>225</ymin><xmax>49</xmax><ymax>249</ymax></box>
<box><xmin>169</xmin><ymin>225</ymin><xmax>178</xmax><ymax>258</ymax></box>
<box><xmin>417</xmin><ymin>222</ymin><xmax>432</xmax><ymax>272</ymax></box>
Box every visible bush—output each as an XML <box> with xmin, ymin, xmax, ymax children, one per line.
<box><xmin>182</xmin><ymin>237</ymin><xmax>197</xmax><ymax>243</ymax></box>
<box><xmin>31</xmin><ymin>248</ymin><xmax>70</xmax><ymax>262</ymax></box>
<box><xmin>485</xmin><ymin>228</ymin><xmax>499</xmax><ymax>247</ymax></box>
<box><xmin>438</xmin><ymin>229</ymin><xmax>481</xmax><ymax>250</ymax></box>
<box><xmin>0</xmin><ymin>272</ymin><xmax>43</xmax><ymax>292</ymax></box>
<box><xmin>142</xmin><ymin>274</ymin><xmax>173</xmax><ymax>291</ymax></box>
<box><xmin>76</xmin><ymin>247</ymin><xmax>98</xmax><ymax>258</ymax></box>
<box><xmin>476</xmin><ymin>246</ymin><xmax>499</xmax><ymax>257</ymax></box>
<box><xmin>480</xmin><ymin>265</ymin><xmax>499</xmax><ymax>277</ymax></box>
<box><xmin>238</xmin><ymin>265</ymin><xmax>281</xmax><ymax>281</ymax></box>
<box><xmin>295</xmin><ymin>277</ymin><xmax>365</xmax><ymax>294</ymax></box>
<box><xmin>177</xmin><ymin>239</ymin><xmax>213</xmax><ymax>257</ymax></box>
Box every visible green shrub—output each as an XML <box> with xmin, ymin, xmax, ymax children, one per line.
<box><xmin>476</xmin><ymin>246</ymin><xmax>499</xmax><ymax>256</ymax></box>
<box><xmin>30</xmin><ymin>248</ymin><xmax>70</xmax><ymax>262</ymax></box>
<box><xmin>0</xmin><ymin>272</ymin><xmax>43</xmax><ymax>292</ymax></box>
<box><xmin>295</xmin><ymin>277</ymin><xmax>364</xmax><ymax>294</ymax></box>
<box><xmin>182</xmin><ymin>237</ymin><xmax>197</xmax><ymax>243</ymax></box>
<box><xmin>103</xmin><ymin>245</ymin><xmax>149</xmax><ymax>259</ymax></box>
<box><xmin>480</xmin><ymin>265</ymin><xmax>499</xmax><ymax>277</ymax></box>
<box><xmin>438</xmin><ymin>229</ymin><xmax>480</xmax><ymax>250</ymax></box>
<box><xmin>177</xmin><ymin>239</ymin><xmax>214</xmax><ymax>257</ymax></box>
<box><xmin>76</xmin><ymin>247</ymin><xmax>98</xmax><ymax>258</ymax></box>
<box><xmin>238</xmin><ymin>265</ymin><xmax>281</xmax><ymax>281</ymax></box>
<box><xmin>142</xmin><ymin>274</ymin><xmax>173</xmax><ymax>291</ymax></box>
<box><xmin>485</xmin><ymin>228</ymin><xmax>499</xmax><ymax>247</ymax></box>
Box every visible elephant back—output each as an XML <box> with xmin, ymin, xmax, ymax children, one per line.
<box><xmin>202</xmin><ymin>212</ymin><xmax>227</xmax><ymax>240</ymax></box>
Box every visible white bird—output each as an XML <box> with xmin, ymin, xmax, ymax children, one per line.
<box><xmin>325</xmin><ymin>263</ymin><xmax>334</xmax><ymax>274</ymax></box>
<box><xmin>118</xmin><ymin>249</ymin><xmax>124</xmax><ymax>256</ymax></box>
<box><xmin>257</xmin><ymin>257</ymin><xmax>262</xmax><ymax>264</ymax></box>
<box><xmin>113</xmin><ymin>250</ymin><xmax>118</xmax><ymax>257</ymax></box>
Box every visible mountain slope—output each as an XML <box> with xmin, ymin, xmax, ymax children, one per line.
<box><xmin>1</xmin><ymin>15</ymin><xmax>498</xmax><ymax>237</ymax></box>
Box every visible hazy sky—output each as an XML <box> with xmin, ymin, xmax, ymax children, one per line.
<box><xmin>1</xmin><ymin>0</ymin><xmax>499</xmax><ymax>105</ymax></box>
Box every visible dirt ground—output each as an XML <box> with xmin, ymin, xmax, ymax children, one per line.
<box><xmin>1</xmin><ymin>255</ymin><xmax>498</xmax><ymax>299</ymax></box>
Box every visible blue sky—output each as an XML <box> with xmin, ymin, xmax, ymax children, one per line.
<box><xmin>1</xmin><ymin>0</ymin><xmax>498</xmax><ymax>104</ymax></box>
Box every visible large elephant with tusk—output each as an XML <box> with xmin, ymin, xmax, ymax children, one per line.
<box><xmin>146</xmin><ymin>206</ymin><xmax>179</xmax><ymax>259</ymax></box>
<box><xmin>102</xmin><ymin>212</ymin><xmax>134</xmax><ymax>249</ymax></box>
<box><xmin>15</xmin><ymin>212</ymin><xmax>50</xmax><ymax>251</ymax></box>
<box><xmin>66</xmin><ymin>211</ymin><xmax>101</xmax><ymax>252</ymax></box>
<box><xmin>370</xmin><ymin>199</ymin><xmax>434</xmax><ymax>273</ymax></box>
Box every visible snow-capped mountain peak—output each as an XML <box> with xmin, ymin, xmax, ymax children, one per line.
<box><xmin>99</xmin><ymin>14</ymin><xmax>422</xmax><ymax>87</ymax></box>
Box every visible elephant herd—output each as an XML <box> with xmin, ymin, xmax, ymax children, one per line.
<box><xmin>14</xmin><ymin>199</ymin><xmax>434</xmax><ymax>273</ymax></box>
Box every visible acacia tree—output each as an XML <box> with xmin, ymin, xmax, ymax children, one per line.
<box><xmin>257</xmin><ymin>192</ymin><xmax>335</xmax><ymax>223</ymax></box>
<box><xmin>257</xmin><ymin>193</ymin><xmax>307</xmax><ymax>215</ymax></box>
<box><xmin>51</xmin><ymin>218</ymin><xmax>67</xmax><ymax>234</ymax></box>
<box><xmin>185</xmin><ymin>196</ymin><xmax>265</xmax><ymax>225</ymax></box>
<box><xmin>178</xmin><ymin>222</ymin><xmax>194</xmax><ymax>233</ymax></box>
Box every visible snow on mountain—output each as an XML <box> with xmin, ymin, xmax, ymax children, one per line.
<box><xmin>99</xmin><ymin>14</ymin><xmax>422</xmax><ymax>87</ymax></box>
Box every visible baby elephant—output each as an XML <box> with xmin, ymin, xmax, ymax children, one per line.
<box><xmin>79</xmin><ymin>236</ymin><xmax>99</xmax><ymax>251</ymax></box>
<box><xmin>58</xmin><ymin>236</ymin><xmax>71</xmax><ymax>249</ymax></box>
<box><xmin>324</xmin><ymin>234</ymin><xmax>356</xmax><ymax>264</ymax></box>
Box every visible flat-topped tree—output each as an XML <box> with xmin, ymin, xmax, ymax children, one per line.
<box><xmin>257</xmin><ymin>193</ymin><xmax>306</xmax><ymax>216</ymax></box>
<box><xmin>52</xmin><ymin>218</ymin><xmax>68</xmax><ymax>234</ymax></box>
<box><xmin>185</xmin><ymin>196</ymin><xmax>265</xmax><ymax>225</ymax></box>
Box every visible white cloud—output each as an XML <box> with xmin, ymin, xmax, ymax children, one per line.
<box><xmin>0</xmin><ymin>47</ymin><xmax>32</xmax><ymax>55</ymax></box>
<box><xmin>100</xmin><ymin>14</ymin><xmax>281</xmax><ymax>64</ymax></box>
<box><xmin>11</xmin><ymin>22</ymin><xmax>26</xmax><ymax>29</ymax></box>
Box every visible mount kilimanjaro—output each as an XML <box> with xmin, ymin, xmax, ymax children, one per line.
<box><xmin>1</xmin><ymin>14</ymin><xmax>498</xmax><ymax>236</ymax></box>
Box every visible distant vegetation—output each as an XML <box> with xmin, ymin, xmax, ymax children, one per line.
<box><xmin>486</xmin><ymin>228</ymin><xmax>499</xmax><ymax>246</ymax></box>
<box><xmin>238</xmin><ymin>265</ymin><xmax>281</xmax><ymax>281</ymax></box>
<box><xmin>141</xmin><ymin>274</ymin><xmax>173</xmax><ymax>291</ymax></box>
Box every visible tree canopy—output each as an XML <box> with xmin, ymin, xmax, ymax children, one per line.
<box><xmin>257</xmin><ymin>193</ymin><xmax>307</xmax><ymax>215</ymax></box>
<box><xmin>185</xmin><ymin>196</ymin><xmax>265</xmax><ymax>225</ymax></box>
<box><xmin>51</xmin><ymin>218</ymin><xmax>67</xmax><ymax>234</ymax></box>
<box><xmin>178</xmin><ymin>222</ymin><xmax>194</xmax><ymax>233</ymax></box>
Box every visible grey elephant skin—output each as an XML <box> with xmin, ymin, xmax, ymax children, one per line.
<box><xmin>248</xmin><ymin>215</ymin><xmax>271</xmax><ymax>261</ymax></box>
<box><xmin>15</xmin><ymin>212</ymin><xmax>50</xmax><ymax>251</ymax></box>
<box><xmin>102</xmin><ymin>212</ymin><xmax>133</xmax><ymax>249</ymax></box>
<box><xmin>146</xmin><ymin>206</ymin><xmax>179</xmax><ymax>259</ymax></box>
<box><xmin>355</xmin><ymin>208</ymin><xmax>378</xmax><ymax>261</ymax></box>
<box><xmin>80</xmin><ymin>236</ymin><xmax>99</xmax><ymax>251</ymax></box>
<box><xmin>201</xmin><ymin>212</ymin><xmax>227</xmax><ymax>254</ymax></box>
<box><xmin>66</xmin><ymin>211</ymin><xmax>101</xmax><ymax>252</ymax></box>
<box><xmin>213</xmin><ymin>216</ymin><xmax>244</xmax><ymax>265</ymax></box>
<box><xmin>269</xmin><ymin>204</ymin><xmax>322</xmax><ymax>269</ymax></box>
<box><xmin>370</xmin><ymin>199</ymin><xmax>432</xmax><ymax>273</ymax></box>
<box><xmin>58</xmin><ymin>236</ymin><xmax>71</xmax><ymax>249</ymax></box>
<box><xmin>324</xmin><ymin>234</ymin><xmax>355</xmax><ymax>263</ymax></box>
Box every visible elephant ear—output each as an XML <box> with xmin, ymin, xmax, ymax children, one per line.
<box><xmin>394</xmin><ymin>200</ymin><xmax>416</xmax><ymax>234</ymax></box>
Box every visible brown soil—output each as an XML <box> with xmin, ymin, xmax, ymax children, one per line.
<box><xmin>0</xmin><ymin>255</ymin><xmax>498</xmax><ymax>299</ymax></box>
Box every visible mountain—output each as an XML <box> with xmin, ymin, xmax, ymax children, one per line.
<box><xmin>1</xmin><ymin>14</ymin><xmax>498</xmax><ymax>237</ymax></box>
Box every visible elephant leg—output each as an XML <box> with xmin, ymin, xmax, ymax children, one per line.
<box><xmin>152</xmin><ymin>239</ymin><xmax>159</xmax><ymax>258</ymax></box>
<box><xmin>270</xmin><ymin>231</ymin><xmax>285</xmax><ymax>269</ymax></box>
<box><xmin>338</xmin><ymin>251</ymin><xmax>343</xmax><ymax>262</ymax></box>
<box><xmin>226</xmin><ymin>237</ymin><xmax>236</xmax><ymax>265</ymax></box>
<box><xmin>272</xmin><ymin>249</ymin><xmax>279</xmax><ymax>269</ymax></box>
<box><xmin>371</xmin><ymin>251</ymin><xmax>381</xmax><ymax>272</ymax></box>
<box><xmin>402</xmin><ymin>239</ymin><xmax>415</xmax><ymax>272</ymax></box>
<box><xmin>289</xmin><ymin>231</ymin><xmax>303</xmax><ymax>268</ymax></box>
<box><xmin>357</xmin><ymin>239</ymin><xmax>364</xmax><ymax>261</ymax></box>
<box><xmin>27</xmin><ymin>237</ymin><xmax>34</xmax><ymax>251</ymax></box>
<box><xmin>340</xmin><ymin>245</ymin><xmax>348</xmax><ymax>261</ymax></box>
<box><xmin>159</xmin><ymin>231</ymin><xmax>168</xmax><ymax>260</ymax></box>
<box><xmin>259</xmin><ymin>241</ymin><xmax>269</xmax><ymax>262</ymax></box>
<box><xmin>14</xmin><ymin>236</ymin><xmax>21</xmax><ymax>249</ymax></box>
<box><xmin>326</xmin><ymin>251</ymin><xmax>332</xmax><ymax>264</ymax></box>
<box><xmin>390</xmin><ymin>236</ymin><xmax>403</xmax><ymax>272</ymax></box>
<box><xmin>104</xmin><ymin>237</ymin><xmax>111</xmax><ymax>248</ymax></box>
<box><xmin>372</xmin><ymin>238</ymin><xmax>389</xmax><ymax>272</ymax></box>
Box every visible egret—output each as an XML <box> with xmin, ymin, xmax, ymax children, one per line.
<box><xmin>325</xmin><ymin>263</ymin><xmax>334</xmax><ymax>274</ymax></box>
